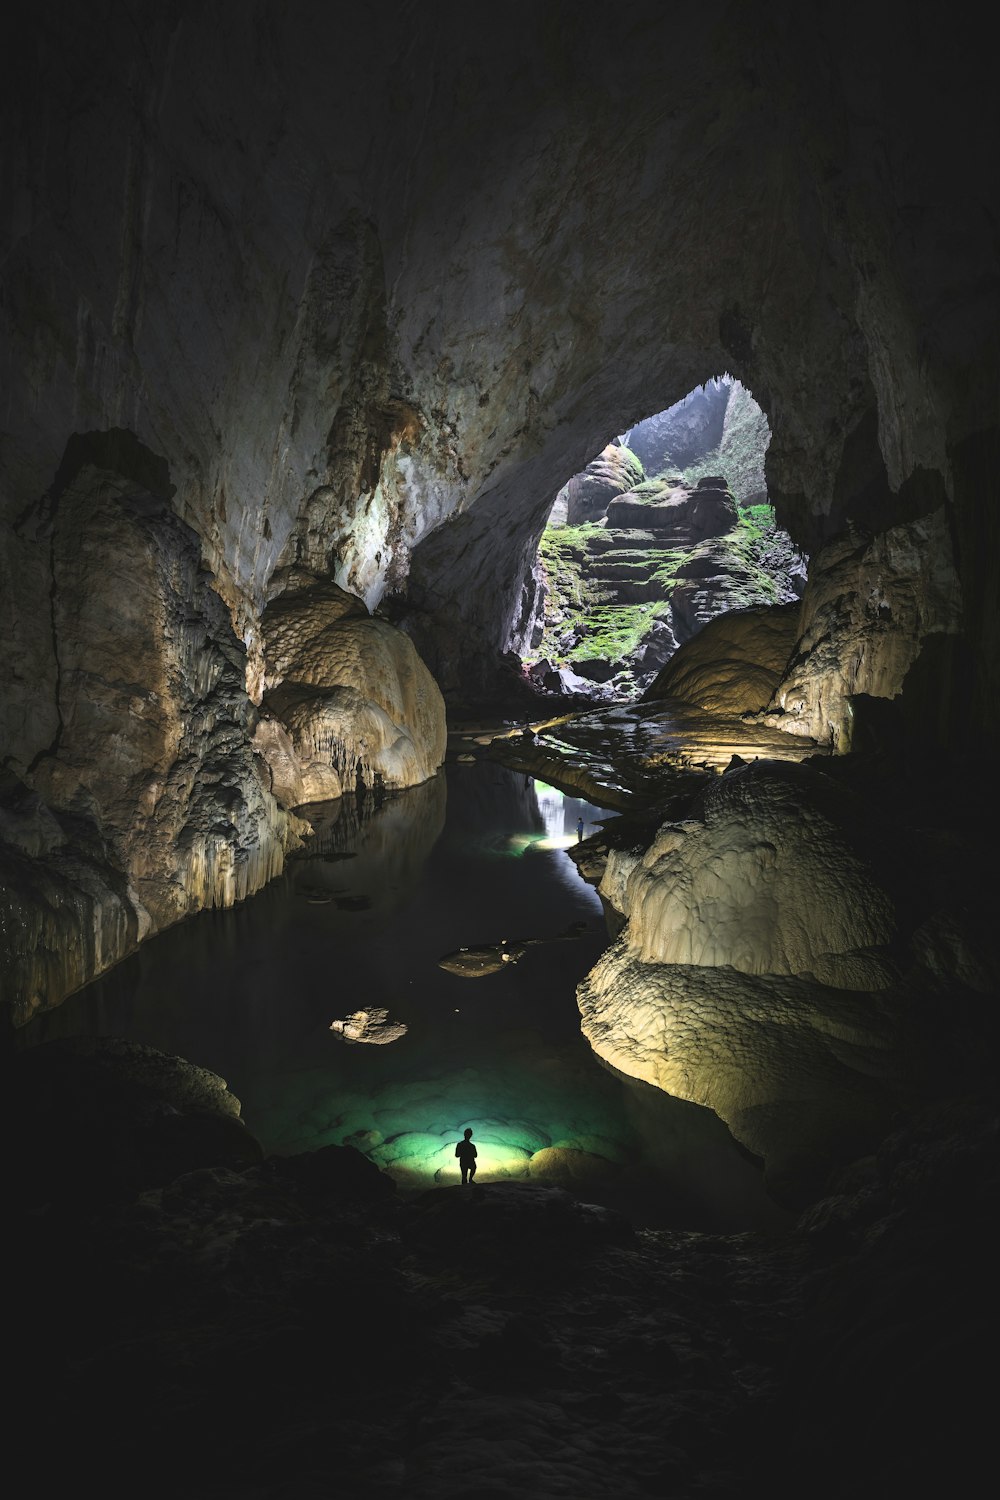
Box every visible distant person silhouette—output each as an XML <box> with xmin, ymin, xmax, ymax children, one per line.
<box><xmin>455</xmin><ymin>1127</ymin><xmax>478</xmax><ymax>1184</ymax></box>
<box><xmin>576</xmin><ymin>816</ymin><xmax>584</xmax><ymax>841</ymax></box>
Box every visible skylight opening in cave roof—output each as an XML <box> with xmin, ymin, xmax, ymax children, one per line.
<box><xmin>518</xmin><ymin>376</ymin><xmax>807</xmax><ymax>705</ymax></box>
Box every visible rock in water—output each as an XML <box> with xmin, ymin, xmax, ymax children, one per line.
<box><xmin>438</xmin><ymin>940</ymin><xmax>528</xmax><ymax>976</ymax></box>
<box><xmin>329</xmin><ymin>1008</ymin><xmax>407</xmax><ymax>1044</ymax></box>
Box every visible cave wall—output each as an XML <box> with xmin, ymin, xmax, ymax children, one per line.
<box><xmin>2</xmin><ymin>0</ymin><xmax>997</xmax><ymax>1016</ymax></box>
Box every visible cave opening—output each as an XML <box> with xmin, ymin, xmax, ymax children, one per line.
<box><xmin>514</xmin><ymin>376</ymin><xmax>807</xmax><ymax>706</ymax></box>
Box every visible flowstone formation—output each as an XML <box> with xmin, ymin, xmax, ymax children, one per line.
<box><xmin>643</xmin><ymin>601</ymin><xmax>802</xmax><ymax>715</ymax></box>
<box><xmin>754</xmin><ymin>508</ymin><xmax>965</xmax><ymax>750</ymax></box>
<box><xmin>253</xmin><ymin>573</ymin><xmax>447</xmax><ymax>809</ymax></box>
<box><xmin>578</xmin><ymin>756</ymin><xmax>995</xmax><ymax>1204</ymax></box>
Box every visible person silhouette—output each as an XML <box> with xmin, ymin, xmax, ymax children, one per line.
<box><xmin>455</xmin><ymin>1127</ymin><xmax>478</xmax><ymax>1184</ymax></box>
<box><xmin>576</xmin><ymin>816</ymin><xmax>584</xmax><ymax>842</ymax></box>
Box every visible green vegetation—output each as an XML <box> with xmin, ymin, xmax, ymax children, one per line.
<box><xmin>618</xmin><ymin>445</ymin><xmax>644</xmax><ymax>480</ymax></box>
<box><xmin>737</xmin><ymin>502</ymin><xmax>776</xmax><ymax>536</ymax></box>
<box><xmin>723</xmin><ymin>504</ymin><xmax>802</xmax><ymax>604</ymax></box>
<box><xmin>533</xmin><ymin>522</ymin><xmax>684</xmax><ymax>671</ymax></box>
<box><xmin>564</xmin><ymin>602</ymin><xmax>672</xmax><ymax>663</ymax></box>
<box><xmin>530</xmin><ymin>388</ymin><xmax>800</xmax><ymax>688</ymax></box>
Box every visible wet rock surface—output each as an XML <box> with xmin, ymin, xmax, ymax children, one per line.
<box><xmin>488</xmin><ymin>699</ymin><xmax>829</xmax><ymax>809</ymax></box>
<box><xmin>5</xmin><ymin>1034</ymin><xmax>996</xmax><ymax>1499</ymax></box>
<box><xmin>329</xmin><ymin>1006</ymin><xmax>408</xmax><ymax>1044</ymax></box>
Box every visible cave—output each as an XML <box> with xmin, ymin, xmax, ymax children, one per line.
<box><xmin>2</xmin><ymin>3</ymin><xmax>998</xmax><ymax>1498</ymax></box>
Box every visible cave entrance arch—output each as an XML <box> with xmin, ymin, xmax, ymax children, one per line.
<box><xmin>516</xmin><ymin>376</ymin><xmax>806</xmax><ymax>704</ymax></box>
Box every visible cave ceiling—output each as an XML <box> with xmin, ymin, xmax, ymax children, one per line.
<box><xmin>3</xmin><ymin>3</ymin><xmax>996</xmax><ymax>700</ymax></box>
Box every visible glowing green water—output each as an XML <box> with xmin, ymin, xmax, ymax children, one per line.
<box><xmin>20</xmin><ymin>762</ymin><xmax>790</xmax><ymax>1231</ymax></box>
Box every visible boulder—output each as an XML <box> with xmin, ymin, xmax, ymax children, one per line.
<box><xmin>258</xmin><ymin>578</ymin><xmax>447</xmax><ymax>803</ymax></box>
<box><xmin>644</xmin><ymin>602</ymin><xmax>801</xmax><ymax>713</ymax></box>
<box><xmin>561</xmin><ymin>444</ymin><xmax>645</xmax><ymax>525</ymax></box>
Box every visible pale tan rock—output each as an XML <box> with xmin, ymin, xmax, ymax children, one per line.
<box><xmin>528</xmin><ymin>1145</ymin><xmax>616</xmax><ymax>1185</ymax></box>
<box><xmin>251</xmin><ymin>714</ymin><xmax>343</xmax><ymax>808</ymax></box>
<box><xmin>644</xmin><ymin>603</ymin><xmax>802</xmax><ymax>713</ymax></box>
<box><xmin>762</xmin><ymin>511</ymin><xmax>963</xmax><ymax>747</ymax></box>
<box><xmin>580</xmin><ymin>754</ymin><xmax>993</xmax><ymax>1201</ymax></box>
<box><xmin>1</xmin><ymin>468</ymin><xmax>306</xmax><ymax>1021</ymax></box>
<box><xmin>603</xmin><ymin>760</ymin><xmax>897</xmax><ymax>980</ymax></box>
<box><xmin>578</xmin><ymin>942</ymin><xmax>903</xmax><ymax>1201</ymax></box>
<box><xmin>260</xmin><ymin>579</ymin><xmax>446</xmax><ymax>800</ymax></box>
<box><xmin>329</xmin><ymin>1007</ymin><xmax>408</xmax><ymax>1044</ymax></box>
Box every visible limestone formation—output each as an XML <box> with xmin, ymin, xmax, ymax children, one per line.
<box><xmin>557</xmin><ymin>443</ymin><xmax>645</xmax><ymax>526</ymax></box>
<box><xmin>643</xmin><ymin>602</ymin><xmax>802</xmax><ymax>714</ymax></box>
<box><xmin>533</xmin><ymin>474</ymin><xmax>802</xmax><ymax>700</ymax></box>
<box><xmin>256</xmin><ymin>577</ymin><xmax>447</xmax><ymax>806</ymax></box>
<box><xmin>757</xmin><ymin>510</ymin><xmax>964</xmax><ymax>748</ymax></box>
<box><xmin>2</xmin><ymin>0</ymin><xmax>997</xmax><ymax>1020</ymax></box>
<box><xmin>2</xmin><ymin>8</ymin><xmax>997</xmax><ymax>1495</ymax></box>
<box><xmin>623</xmin><ymin>379</ymin><xmax>732</xmax><ymax>477</ymax></box>
<box><xmin>580</xmin><ymin>755</ymin><xmax>993</xmax><ymax>1201</ymax></box>
<box><xmin>601</xmin><ymin>760</ymin><xmax>900</xmax><ymax>979</ymax></box>
<box><xmin>605</xmin><ymin>476</ymin><xmax>739</xmax><ymax>538</ymax></box>
<box><xmin>578</xmin><ymin>944</ymin><xmax>905</xmax><ymax>1200</ymax></box>
<box><xmin>1</xmin><ymin>465</ymin><xmax>306</xmax><ymax>1023</ymax></box>
<box><xmin>329</xmin><ymin>1007</ymin><xmax>408</xmax><ymax>1044</ymax></box>
<box><xmin>1</xmin><ymin>3</ymin><xmax>993</xmax><ymax>736</ymax></box>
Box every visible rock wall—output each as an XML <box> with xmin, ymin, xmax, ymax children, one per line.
<box><xmin>1</xmin><ymin>458</ymin><xmax>306</xmax><ymax>1024</ymax></box>
<box><xmin>2</xmin><ymin>1</ymin><xmax>997</xmax><ymax>1016</ymax></box>
<box><xmin>643</xmin><ymin>603</ymin><xmax>802</xmax><ymax>715</ymax></box>
<box><xmin>4</xmin><ymin>2</ymin><xmax>993</xmax><ymax>713</ymax></box>
<box><xmin>623</xmin><ymin>379</ymin><xmax>732</xmax><ymax>476</ymax></box>
<box><xmin>759</xmin><ymin>509</ymin><xmax>964</xmax><ymax>748</ymax></box>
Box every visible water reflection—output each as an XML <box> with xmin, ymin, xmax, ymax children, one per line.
<box><xmin>18</xmin><ymin>763</ymin><xmax>790</xmax><ymax>1232</ymax></box>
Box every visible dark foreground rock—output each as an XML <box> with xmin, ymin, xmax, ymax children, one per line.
<box><xmin>4</xmin><ymin>1035</ymin><xmax>996</xmax><ymax>1500</ymax></box>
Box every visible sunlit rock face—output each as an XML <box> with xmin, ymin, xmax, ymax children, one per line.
<box><xmin>532</xmin><ymin>475</ymin><xmax>802</xmax><ymax>701</ymax></box>
<box><xmin>255</xmin><ymin>576</ymin><xmax>447</xmax><ymax>806</ymax></box>
<box><xmin>623</xmin><ymin>378</ymin><xmax>771</xmax><ymax>506</ymax></box>
<box><xmin>581</xmin><ymin>757</ymin><xmax>992</xmax><ymax>1201</ymax></box>
<box><xmin>605</xmin><ymin>476</ymin><xmax>737</xmax><ymax>539</ymax></box>
<box><xmin>644</xmin><ymin>603</ymin><xmax>801</xmax><ymax>714</ymax></box>
<box><xmin>624</xmin><ymin>380</ymin><xmax>731</xmax><ymax>475</ymax></box>
<box><xmin>556</xmin><ymin>444</ymin><xmax>645</xmax><ymax>526</ymax></box>
<box><xmin>0</xmin><ymin>462</ymin><xmax>305</xmax><ymax>1024</ymax></box>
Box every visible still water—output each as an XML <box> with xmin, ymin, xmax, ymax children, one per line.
<box><xmin>20</xmin><ymin>761</ymin><xmax>791</xmax><ymax>1233</ymax></box>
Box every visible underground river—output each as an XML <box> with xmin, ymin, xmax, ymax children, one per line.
<box><xmin>17</xmin><ymin>760</ymin><xmax>792</xmax><ymax>1233</ymax></box>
